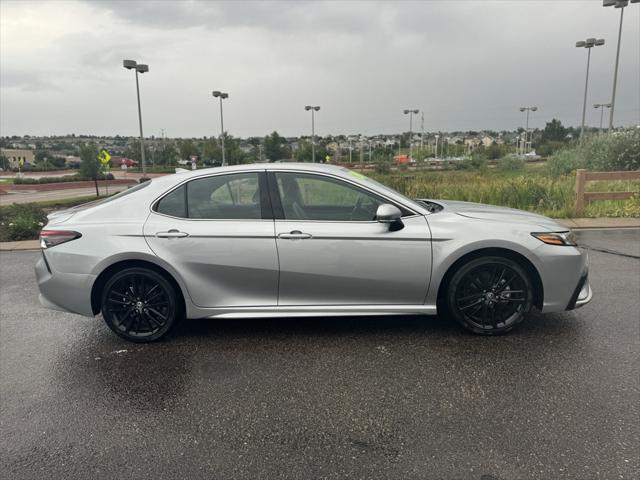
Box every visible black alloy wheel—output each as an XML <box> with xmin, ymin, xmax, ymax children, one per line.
<box><xmin>101</xmin><ymin>267</ymin><xmax>179</xmax><ymax>342</ymax></box>
<box><xmin>447</xmin><ymin>256</ymin><xmax>533</xmax><ymax>335</ymax></box>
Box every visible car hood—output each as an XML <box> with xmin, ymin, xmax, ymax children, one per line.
<box><xmin>420</xmin><ymin>199</ymin><xmax>567</xmax><ymax>232</ymax></box>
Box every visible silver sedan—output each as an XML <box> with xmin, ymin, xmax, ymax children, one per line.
<box><xmin>35</xmin><ymin>163</ymin><xmax>591</xmax><ymax>342</ymax></box>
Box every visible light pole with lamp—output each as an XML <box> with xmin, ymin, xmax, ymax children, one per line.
<box><xmin>519</xmin><ymin>106</ymin><xmax>538</xmax><ymax>154</ymax></box>
<box><xmin>603</xmin><ymin>0</ymin><xmax>639</xmax><ymax>131</ymax></box>
<box><xmin>403</xmin><ymin>109</ymin><xmax>419</xmax><ymax>159</ymax></box>
<box><xmin>305</xmin><ymin>105</ymin><xmax>320</xmax><ymax>163</ymax></box>
<box><xmin>123</xmin><ymin>59</ymin><xmax>149</xmax><ymax>179</ymax></box>
<box><xmin>212</xmin><ymin>91</ymin><xmax>229</xmax><ymax>166</ymax></box>
<box><xmin>576</xmin><ymin>38</ymin><xmax>605</xmax><ymax>139</ymax></box>
<box><xmin>594</xmin><ymin>103</ymin><xmax>612</xmax><ymax>132</ymax></box>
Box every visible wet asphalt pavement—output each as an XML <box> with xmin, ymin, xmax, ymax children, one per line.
<box><xmin>1</xmin><ymin>229</ymin><xmax>638</xmax><ymax>480</ymax></box>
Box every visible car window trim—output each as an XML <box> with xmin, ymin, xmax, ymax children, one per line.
<box><xmin>152</xmin><ymin>170</ymin><xmax>274</xmax><ymax>221</ymax></box>
<box><xmin>267</xmin><ymin>170</ymin><xmax>418</xmax><ymax>222</ymax></box>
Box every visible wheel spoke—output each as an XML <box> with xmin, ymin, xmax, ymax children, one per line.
<box><xmin>458</xmin><ymin>293</ymin><xmax>484</xmax><ymax>303</ymax></box>
<box><xmin>144</xmin><ymin>284</ymin><xmax>159</xmax><ymax>302</ymax></box>
<box><xmin>108</xmin><ymin>298</ymin><xmax>129</xmax><ymax>306</ymax></box>
<box><xmin>460</xmin><ymin>298</ymin><xmax>483</xmax><ymax>310</ymax></box>
<box><xmin>119</xmin><ymin>309</ymin><xmax>134</xmax><ymax>330</ymax></box>
<box><xmin>147</xmin><ymin>307</ymin><xmax>168</xmax><ymax>322</ymax></box>
<box><xmin>146</xmin><ymin>290</ymin><xmax>164</xmax><ymax>304</ymax></box>
<box><xmin>147</xmin><ymin>301</ymin><xmax>169</xmax><ymax>308</ymax></box>
<box><xmin>144</xmin><ymin>311</ymin><xmax>161</xmax><ymax>329</ymax></box>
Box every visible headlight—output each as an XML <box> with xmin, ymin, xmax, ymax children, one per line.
<box><xmin>531</xmin><ymin>231</ymin><xmax>577</xmax><ymax>246</ymax></box>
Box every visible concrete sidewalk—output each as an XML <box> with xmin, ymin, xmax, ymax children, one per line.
<box><xmin>1</xmin><ymin>218</ymin><xmax>638</xmax><ymax>252</ymax></box>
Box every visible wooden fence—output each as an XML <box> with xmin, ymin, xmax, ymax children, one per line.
<box><xmin>575</xmin><ymin>169</ymin><xmax>639</xmax><ymax>216</ymax></box>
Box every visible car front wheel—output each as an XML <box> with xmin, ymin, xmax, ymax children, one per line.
<box><xmin>447</xmin><ymin>256</ymin><xmax>534</xmax><ymax>335</ymax></box>
<box><xmin>101</xmin><ymin>267</ymin><xmax>180</xmax><ymax>342</ymax></box>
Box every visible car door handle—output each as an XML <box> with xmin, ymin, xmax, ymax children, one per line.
<box><xmin>156</xmin><ymin>229</ymin><xmax>189</xmax><ymax>238</ymax></box>
<box><xmin>278</xmin><ymin>230</ymin><xmax>312</xmax><ymax>240</ymax></box>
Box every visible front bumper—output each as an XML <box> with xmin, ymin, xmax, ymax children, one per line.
<box><xmin>566</xmin><ymin>273</ymin><xmax>593</xmax><ymax>310</ymax></box>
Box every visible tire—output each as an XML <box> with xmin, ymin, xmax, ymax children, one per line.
<box><xmin>101</xmin><ymin>267</ymin><xmax>181</xmax><ymax>342</ymax></box>
<box><xmin>447</xmin><ymin>256</ymin><xmax>533</xmax><ymax>335</ymax></box>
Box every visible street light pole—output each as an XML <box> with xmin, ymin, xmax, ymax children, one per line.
<box><xmin>519</xmin><ymin>106</ymin><xmax>538</xmax><ymax>154</ymax></box>
<box><xmin>594</xmin><ymin>103</ymin><xmax>612</xmax><ymax>132</ymax></box>
<box><xmin>576</xmin><ymin>38</ymin><xmax>605</xmax><ymax>139</ymax></box>
<box><xmin>403</xmin><ymin>109</ymin><xmax>419</xmax><ymax>159</ymax></box>
<box><xmin>603</xmin><ymin>0</ymin><xmax>639</xmax><ymax>131</ymax></box>
<box><xmin>305</xmin><ymin>106</ymin><xmax>320</xmax><ymax>163</ymax></box>
<box><xmin>420</xmin><ymin>111</ymin><xmax>424</xmax><ymax>150</ymax></box>
<box><xmin>212</xmin><ymin>91</ymin><xmax>229</xmax><ymax>166</ymax></box>
<box><xmin>123</xmin><ymin>59</ymin><xmax>149</xmax><ymax>179</ymax></box>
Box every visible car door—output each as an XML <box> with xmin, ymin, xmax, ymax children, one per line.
<box><xmin>269</xmin><ymin>171</ymin><xmax>431</xmax><ymax>306</ymax></box>
<box><xmin>143</xmin><ymin>171</ymin><xmax>278</xmax><ymax>308</ymax></box>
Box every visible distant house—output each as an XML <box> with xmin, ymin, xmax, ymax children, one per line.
<box><xmin>481</xmin><ymin>136</ymin><xmax>495</xmax><ymax>147</ymax></box>
<box><xmin>0</xmin><ymin>148</ymin><xmax>34</xmax><ymax>168</ymax></box>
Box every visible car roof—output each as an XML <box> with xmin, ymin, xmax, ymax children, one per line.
<box><xmin>176</xmin><ymin>162</ymin><xmax>347</xmax><ymax>177</ymax></box>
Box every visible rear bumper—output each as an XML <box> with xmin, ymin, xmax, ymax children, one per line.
<box><xmin>35</xmin><ymin>252</ymin><xmax>96</xmax><ymax>317</ymax></box>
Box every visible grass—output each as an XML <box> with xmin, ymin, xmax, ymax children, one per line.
<box><xmin>369</xmin><ymin>165</ymin><xmax>640</xmax><ymax>218</ymax></box>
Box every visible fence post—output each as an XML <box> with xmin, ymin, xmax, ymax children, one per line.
<box><xmin>575</xmin><ymin>169</ymin><xmax>587</xmax><ymax>217</ymax></box>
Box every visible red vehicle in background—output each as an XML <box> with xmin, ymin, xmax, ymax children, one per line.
<box><xmin>112</xmin><ymin>157</ymin><xmax>138</xmax><ymax>168</ymax></box>
<box><xmin>394</xmin><ymin>154</ymin><xmax>414</xmax><ymax>165</ymax></box>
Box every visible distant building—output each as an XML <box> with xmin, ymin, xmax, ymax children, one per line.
<box><xmin>481</xmin><ymin>136</ymin><xmax>495</xmax><ymax>147</ymax></box>
<box><xmin>0</xmin><ymin>148</ymin><xmax>34</xmax><ymax>168</ymax></box>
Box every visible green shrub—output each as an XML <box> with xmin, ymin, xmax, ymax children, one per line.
<box><xmin>546</xmin><ymin>128</ymin><xmax>640</xmax><ymax>175</ymax></box>
<box><xmin>13</xmin><ymin>173</ymin><xmax>114</xmax><ymax>184</ymax></box>
<box><xmin>497</xmin><ymin>155</ymin><xmax>525</xmax><ymax>172</ymax></box>
<box><xmin>456</xmin><ymin>156</ymin><xmax>487</xmax><ymax>171</ymax></box>
<box><xmin>374</xmin><ymin>158</ymin><xmax>392</xmax><ymax>174</ymax></box>
<box><xmin>0</xmin><ymin>204</ymin><xmax>47</xmax><ymax>241</ymax></box>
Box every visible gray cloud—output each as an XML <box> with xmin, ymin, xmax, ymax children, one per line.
<box><xmin>1</xmin><ymin>0</ymin><xmax>638</xmax><ymax>137</ymax></box>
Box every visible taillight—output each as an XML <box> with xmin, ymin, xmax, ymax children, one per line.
<box><xmin>39</xmin><ymin>230</ymin><xmax>82</xmax><ymax>249</ymax></box>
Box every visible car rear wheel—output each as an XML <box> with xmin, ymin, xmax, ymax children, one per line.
<box><xmin>101</xmin><ymin>267</ymin><xmax>180</xmax><ymax>342</ymax></box>
<box><xmin>447</xmin><ymin>256</ymin><xmax>533</xmax><ymax>335</ymax></box>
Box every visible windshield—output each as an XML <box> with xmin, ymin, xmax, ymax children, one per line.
<box><xmin>340</xmin><ymin>168</ymin><xmax>426</xmax><ymax>213</ymax></box>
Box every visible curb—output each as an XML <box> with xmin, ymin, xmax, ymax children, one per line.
<box><xmin>0</xmin><ymin>240</ymin><xmax>40</xmax><ymax>252</ymax></box>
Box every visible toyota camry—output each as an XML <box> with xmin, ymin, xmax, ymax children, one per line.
<box><xmin>35</xmin><ymin>163</ymin><xmax>592</xmax><ymax>342</ymax></box>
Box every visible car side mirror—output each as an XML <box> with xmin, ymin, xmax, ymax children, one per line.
<box><xmin>376</xmin><ymin>204</ymin><xmax>404</xmax><ymax>231</ymax></box>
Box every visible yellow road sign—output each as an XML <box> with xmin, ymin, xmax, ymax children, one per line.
<box><xmin>98</xmin><ymin>149</ymin><xmax>111</xmax><ymax>165</ymax></box>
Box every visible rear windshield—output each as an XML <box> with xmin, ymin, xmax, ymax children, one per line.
<box><xmin>94</xmin><ymin>180</ymin><xmax>151</xmax><ymax>205</ymax></box>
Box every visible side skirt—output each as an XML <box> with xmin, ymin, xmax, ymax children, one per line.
<box><xmin>187</xmin><ymin>304</ymin><xmax>438</xmax><ymax>319</ymax></box>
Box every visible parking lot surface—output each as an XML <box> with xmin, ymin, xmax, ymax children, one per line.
<box><xmin>1</xmin><ymin>229</ymin><xmax>638</xmax><ymax>480</ymax></box>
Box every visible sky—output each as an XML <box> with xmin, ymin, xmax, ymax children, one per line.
<box><xmin>1</xmin><ymin>0</ymin><xmax>639</xmax><ymax>138</ymax></box>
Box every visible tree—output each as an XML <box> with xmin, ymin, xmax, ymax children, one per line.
<box><xmin>79</xmin><ymin>142</ymin><xmax>100</xmax><ymax>195</ymax></box>
<box><xmin>202</xmin><ymin>137</ymin><xmax>222</xmax><ymax>165</ymax></box>
<box><xmin>177</xmin><ymin>139</ymin><xmax>199</xmax><ymax>161</ymax></box>
<box><xmin>264</xmin><ymin>131</ymin><xmax>289</xmax><ymax>161</ymax></box>
<box><xmin>125</xmin><ymin>138</ymin><xmax>151</xmax><ymax>163</ymax></box>
<box><xmin>157</xmin><ymin>143</ymin><xmax>178</xmax><ymax>166</ymax></box>
<box><xmin>541</xmin><ymin>119</ymin><xmax>568</xmax><ymax>143</ymax></box>
<box><xmin>294</xmin><ymin>140</ymin><xmax>328</xmax><ymax>162</ymax></box>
